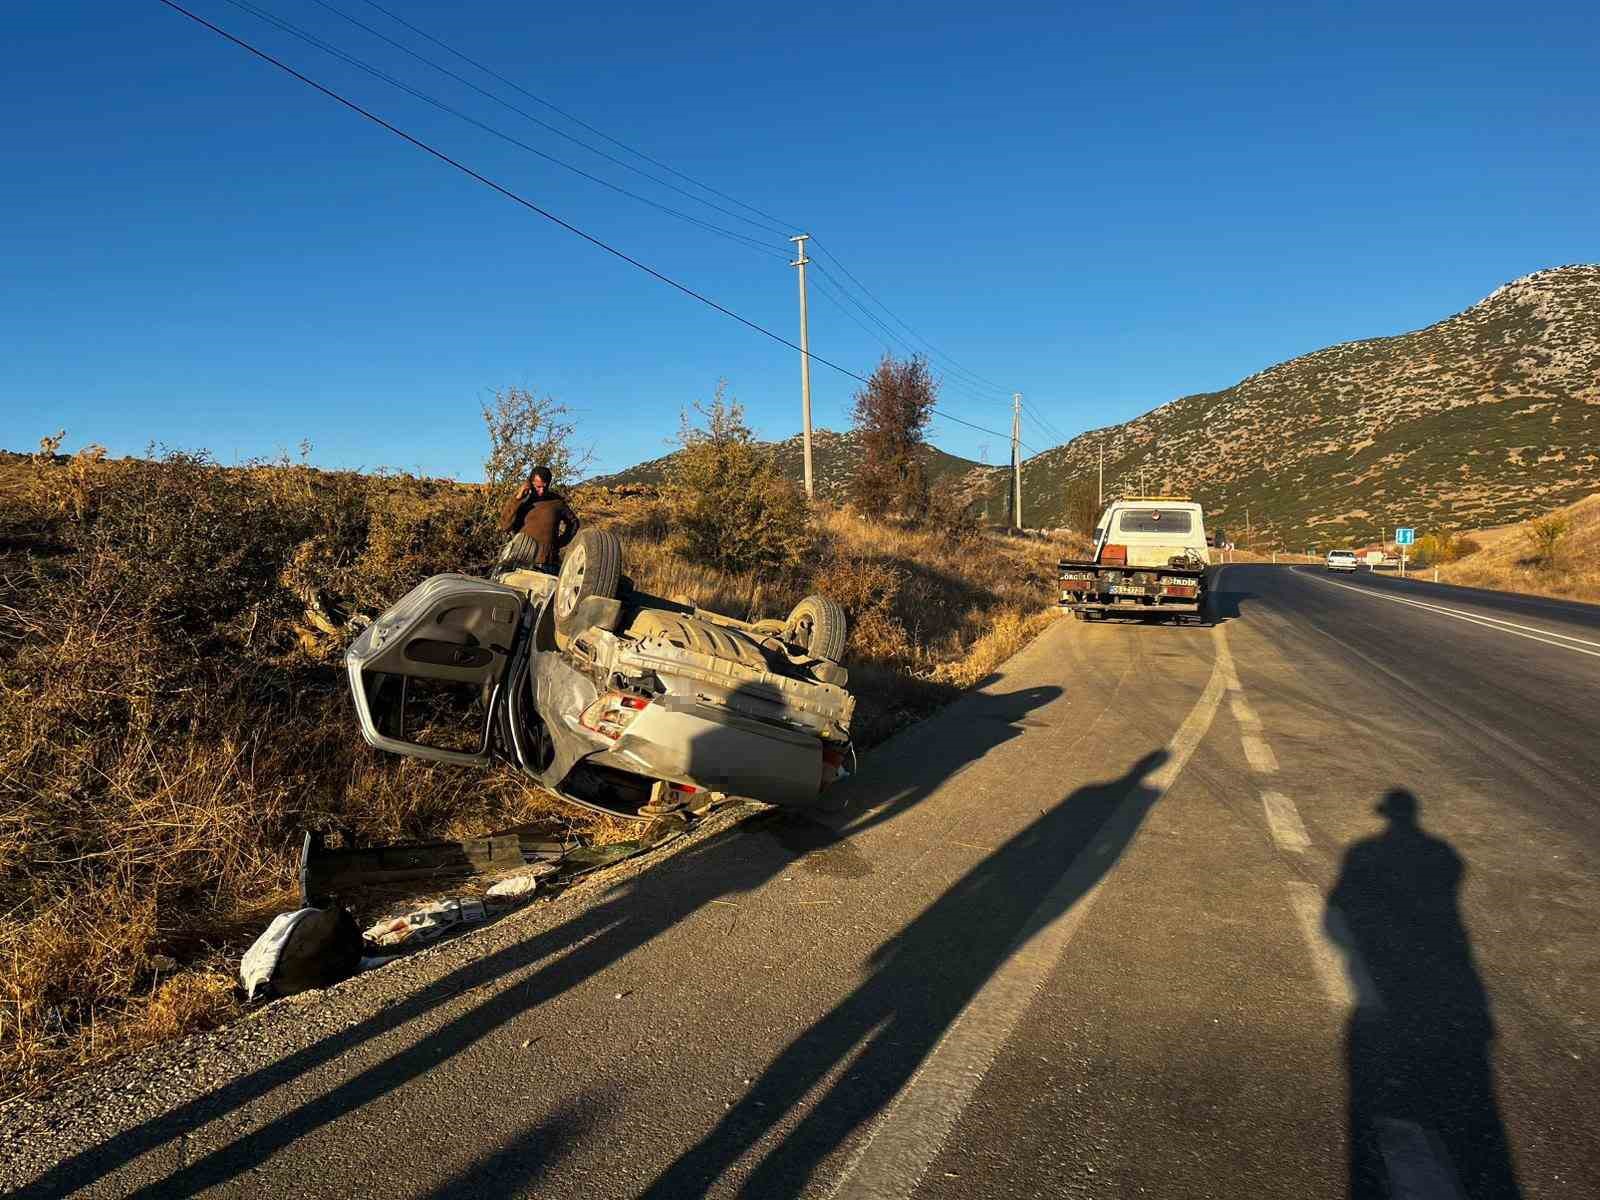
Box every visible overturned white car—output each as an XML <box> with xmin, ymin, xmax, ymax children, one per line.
<box><xmin>346</xmin><ymin>530</ymin><xmax>855</xmax><ymax>820</ymax></box>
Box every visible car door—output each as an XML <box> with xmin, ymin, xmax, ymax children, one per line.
<box><xmin>346</xmin><ymin>573</ymin><xmax>527</xmax><ymax>766</ymax></box>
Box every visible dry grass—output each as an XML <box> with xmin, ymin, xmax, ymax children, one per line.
<box><xmin>1431</xmin><ymin>492</ymin><xmax>1600</xmax><ymax>602</ymax></box>
<box><xmin>0</xmin><ymin>454</ymin><xmax>1065</xmax><ymax>1097</ymax></box>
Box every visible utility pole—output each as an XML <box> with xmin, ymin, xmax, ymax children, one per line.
<box><xmin>1098</xmin><ymin>438</ymin><xmax>1104</xmax><ymax>509</ymax></box>
<box><xmin>1246</xmin><ymin>509</ymin><xmax>1252</xmax><ymax>550</ymax></box>
<box><xmin>1011</xmin><ymin>394</ymin><xmax>1023</xmax><ymax>530</ymax></box>
<box><xmin>790</xmin><ymin>233</ymin><xmax>814</xmax><ymax>500</ymax></box>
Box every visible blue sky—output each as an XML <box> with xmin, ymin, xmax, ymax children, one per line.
<box><xmin>4</xmin><ymin>0</ymin><xmax>1596</xmax><ymax>479</ymax></box>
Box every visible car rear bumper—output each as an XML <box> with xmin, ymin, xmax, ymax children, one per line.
<box><xmin>583</xmin><ymin>696</ymin><xmax>825</xmax><ymax>808</ymax></box>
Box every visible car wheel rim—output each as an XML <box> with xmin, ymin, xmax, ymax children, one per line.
<box><xmin>558</xmin><ymin>546</ymin><xmax>586</xmax><ymax>617</ymax></box>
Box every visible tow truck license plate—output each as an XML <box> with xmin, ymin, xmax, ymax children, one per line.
<box><xmin>1111</xmin><ymin>585</ymin><xmax>1146</xmax><ymax>596</ymax></box>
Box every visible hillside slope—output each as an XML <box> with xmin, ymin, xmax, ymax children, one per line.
<box><xmin>1016</xmin><ymin>265</ymin><xmax>1600</xmax><ymax>547</ymax></box>
<box><xmin>1433</xmin><ymin>491</ymin><xmax>1600</xmax><ymax>603</ymax></box>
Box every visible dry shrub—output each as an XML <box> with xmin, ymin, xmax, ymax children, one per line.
<box><xmin>665</xmin><ymin>389</ymin><xmax>812</xmax><ymax>574</ymax></box>
<box><xmin>0</xmin><ymin>447</ymin><xmax>1064</xmax><ymax>1097</ymax></box>
<box><xmin>1523</xmin><ymin>515</ymin><xmax>1568</xmax><ymax>568</ymax></box>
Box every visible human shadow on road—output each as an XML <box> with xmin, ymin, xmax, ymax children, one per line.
<box><xmin>1205</xmin><ymin>573</ymin><xmax>1257</xmax><ymax>622</ymax></box>
<box><xmin>14</xmin><ymin>683</ymin><xmax>1062</xmax><ymax>1200</ymax></box>
<box><xmin>1327</xmin><ymin>789</ymin><xmax>1522</xmax><ymax>1199</ymax></box>
<box><xmin>638</xmin><ymin>748</ymin><xmax>1170</xmax><ymax>1199</ymax></box>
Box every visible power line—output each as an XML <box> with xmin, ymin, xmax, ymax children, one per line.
<box><xmin>307</xmin><ymin>0</ymin><xmax>788</xmax><ymax>240</ymax></box>
<box><xmin>255</xmin><ymin>2</ymin><xmax>1030</xmax><ymax>442</ymax></box>
<box><xmin>807</xmin><ymin>235</ymin><xmax>1014</xmax><ymax>396</ymax></box>
<box><xmin>1025</xmin><ymin>402</ymin><xmax>1070</xmax><ymax>444</ymax></box>
<box><xmin>809</xmin><ymin>258</ymin><xmax>1016</xmax><ymax>416</ymax></box>
<box><xmin>156</xmin><ymin>0</ymin><xmax>1028</xmax><ymax>451</ymax></box>
<box><xmin>807</xmin><ymin>271</ymin><xmax>896</xmax><ymax>354</ymax></box>
<box><xmin>1019</xmin><ymin>406</ymin><xmax>1058</xmax><ymax>447</ymax></box>
<box><xmin>353</xmin><ymin>0</ymin><xmax>798</xmax><ymax>234</ymax></box>
<box><xmin>1020</xmin><ymin>401</ymin><xmax>1068</xmax><ymax>446</ymax></box>
<box><xmin>222</xmin><ymin>0</ymin><xmax>789</xmax><ymax>259</ymax></box>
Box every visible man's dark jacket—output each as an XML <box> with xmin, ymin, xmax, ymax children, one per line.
<box><xmin>498</xmin><ymin>490</ymin><xmax>580</xmax><ymax>567</ymax></box>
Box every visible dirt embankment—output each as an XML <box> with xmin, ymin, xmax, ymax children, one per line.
<box><xmin>0</xmin><ymin>452</ymin><xmax>1070</xmax><ymax>1098</ymax></box>
<box><xmin>1430</xmin><ymin>493</ymin><xmax>1600</xmax><ymax>604</ymax></box>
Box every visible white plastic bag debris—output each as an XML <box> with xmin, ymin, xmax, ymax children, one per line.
<box><xmin>363</xmin><ymin>898</ymin><xmax>488</xmax><ymax>948</ymax></box>
<box><xmin>486</xmin><ymin>874</ymin><xmax>541</xmax><ymax>900</ymax></box>
<box><xmin>486</xmin><ymin>861</ymin><xmax>560</xmax><ymax>902</ymax></box>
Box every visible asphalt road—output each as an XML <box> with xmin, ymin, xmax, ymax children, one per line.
<box><xmin>7</xmin><ymin>565</ymin><xmax>1598</xmax><ymax>1199</ymax></box>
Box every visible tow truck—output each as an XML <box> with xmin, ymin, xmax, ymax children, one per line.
<box><xmin>1059</xmin><ymin>496</ymin><xmax>1212</xmax><ymax>624</ymax></box>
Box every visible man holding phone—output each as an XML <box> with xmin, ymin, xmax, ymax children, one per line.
<box><xmin>497</xmin><ymin>466</ymin><xmax>580</xmax><ymax>570</ymax></box>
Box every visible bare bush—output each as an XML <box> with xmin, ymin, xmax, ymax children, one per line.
<box><xmin>482</xmin><ymin>387</ymin><xmax>590</xmax><ymax>499</ymax></box>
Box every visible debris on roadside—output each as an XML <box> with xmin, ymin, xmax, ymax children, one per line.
<box><xmin>238</xmin><ymin>820</ymin><xmax>697</xmax><ymax>1002</ymax></box>
<box><xmin>239</xmin><ymin>904</ymin><xmax>363</xmax><ymax>1002</ymax></box>
<box><xmin>485</xmin><ymin>861</ymin><xmax>560</xmax><ymax>901</ymax></box>
<box><xmin>298</xmin><ymin>830</ymin><xmax>534</xmax><ymax>907</ymax></box>
<box><xmin>364</xmin><ymin>898</ymin><xmax>489</xmax><ymax>948</ymax></box>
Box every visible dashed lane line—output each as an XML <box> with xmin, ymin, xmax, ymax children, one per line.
<box><xmin>1309</xmin><ymin>573</ymin><xmax>1600</xmax><ymax>659</ymax></box>
<box><xmin>1240</xmin><ymin>733</ymin><xmax>1280</xmax><ymax>774</ymax></box>
<box><xmin>826</xmin><ymin>629</ymin><xmax>1234</xmax><ymax>1200</ymax></box>
<box><xmin>1285</xmin><ymin>881</ymin><xmax>1384</xmax><ymax>1012</ymax></box>
<box><xmin>1261</xmin><ymin>792</ymin><xmax>1310</xmax><ymax>852</ymax></box>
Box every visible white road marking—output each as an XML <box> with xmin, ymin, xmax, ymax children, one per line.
<box><xmin>1375</xmin><ymin>1118</ymin><xmax>1467</xmax><ymax>1200</ymax></box>
<box><xmin>1286</xmin><ymin>881</ymin><xmax>1384</xmax><ymax>1012</ymax></box>
<box><xmin>1228</xmin><ymin>693</ymin><xmax>1261</xmax><ymax>729</ymax></box>
<box><xmin>1261</xmin><ymin>792</ymin><xmax>1310</xmax><ymax>851</ymax></box>
<box><xmin>826</xmin><ymin>630</ymin><xmax>1234</xmax><ymax>1200</ymax></box>
<box><xmin>1240</xmin><ymin>733</ymin><xmax>1279</xmax><ymax>774</ymax></box>
<box><xmin>1309</xmin><ymin>573</ymin><xmax>1600</xmax><ymax>659</ymax></box>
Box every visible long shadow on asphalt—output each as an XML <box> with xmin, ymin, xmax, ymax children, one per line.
<box><xmin>1328</xmin><ymin>789</ymin><xmax>1522</xmax><ymax>1200</ymax></box>
<box><xmin>636</xmin><ymin>748</ymin><xmax>1171</xmax><ymax>1199</ymax></box>
<box><xmin>15</xmin><ymin>683</ymin><xmax>1063</xmax><ymax>1200</ymax></box>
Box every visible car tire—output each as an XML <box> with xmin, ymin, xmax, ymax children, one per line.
<box><xmin>783</xmin><ymin>594</ymin><xmax>848</xmax><ymax>663</ymax></box>
<box><xmin>555</xmin><ymin>529</ymin><xmax>623</xmax><ymax>637</ymax></box>
<box><xmin>498</xmin><ymin>531</ymin><xmax>544</xmax><ymax>571</ymax></box>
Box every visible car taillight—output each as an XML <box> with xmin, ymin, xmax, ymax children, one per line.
<box><xmin>1099</xmin><ymin>543</ymin><xmax>1128</xmax><ymax>565</ymax></box>
<box><xmin>822</xmin><ymin>745</ymin><xmax>850</xmax><ymax>785</ymax></box>
<box><xmin>579</xmin><ymin>692</ymin><xmax>651</xmax><ymax>740</ymax></box>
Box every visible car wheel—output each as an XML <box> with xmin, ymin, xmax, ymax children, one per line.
<box><xmin>555</xmin><ymin>529</ymin><xmax>622</xmax><ymax>636</ymax></box>
<box><xmin>497</xmin><ymin>531</ymin><xmax>544</xmax><ymax>571</ymax></box>
<box><xmin>783</xmin><ymin>594</ymin><xmax>848</xmax><ymax>662</ymax></box>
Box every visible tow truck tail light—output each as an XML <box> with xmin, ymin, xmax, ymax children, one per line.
<box><xmin>579</xmin><ymin>692</ymin><xmax>651</xmax><ymax>740</ymax></box>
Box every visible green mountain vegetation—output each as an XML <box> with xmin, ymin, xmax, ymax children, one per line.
<box><xmin>1012</xmin><ymin>264</ymin><xmax>1600</xmax><ymax>548</ymax></box>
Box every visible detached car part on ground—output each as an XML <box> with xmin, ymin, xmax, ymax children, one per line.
<box><xmin>346</xmin><ymin>529</ymin><xmax>855</xmax><ymax>821</ymax></box>
<box><xmin>1059</xmin><ymin>498</ymin><xmax>1212</xmax><ymax>624</ymax></box>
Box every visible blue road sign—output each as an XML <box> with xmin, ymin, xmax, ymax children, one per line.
<box><xmin>1395</xmin><ymin>527</ymin><xmax>1416</xmax><ymax>545</ymax></box>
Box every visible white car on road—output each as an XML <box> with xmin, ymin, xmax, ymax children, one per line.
<box><xmin>1325</xmin><ymin>549</ymin><xmax>1360</xmax><ymax>572</ymax></box>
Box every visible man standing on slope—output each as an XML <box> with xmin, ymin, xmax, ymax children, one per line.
<box><xmin>498</xmin><ymin>466</ymin><xmax>581</xmax><ymax>570</ymax></box>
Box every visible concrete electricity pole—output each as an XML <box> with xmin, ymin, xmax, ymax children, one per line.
<box><xmin>790</xmin><ymin>233</ymin><xmax>814</xmax><ymax>500</ymax></box>
<box><xmin>1011</xmin><ymin>394</ymin><xmax>1023</xmax><ymax>530</ymax></box>
<box><xmin>1098</xmin><ymin>438</ymin><xmax>1104</xmax><ymax>508</ymax></box>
